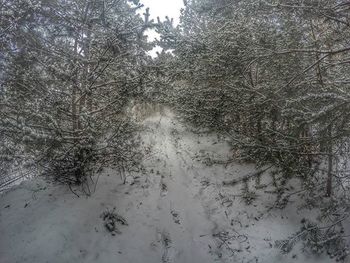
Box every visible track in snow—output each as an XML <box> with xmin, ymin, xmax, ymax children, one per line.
<box><xmin>139</xmin><ymin>111</ymin><xmax>219</xmax><ymax>263</ymax></box>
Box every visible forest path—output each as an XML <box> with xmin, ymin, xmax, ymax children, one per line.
<box><xmin>137</xmin><ymin>110</ymin><xmax>219</xmax><ymax>263</ymax></box>
<box><xmin>1</xmin><ymin>109</ymin><xmax>327</xmax><ymax>263</ymax></box>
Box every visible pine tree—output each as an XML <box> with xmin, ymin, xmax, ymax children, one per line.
<box><xmin>156</xmin><ymin>0</ymin><xmax>350</xmax><ymax>259</ymax></box>
<box><xmin>0</xmin><ymin>0</ymin><xmax>154</xmax><ymax>186</ymax></box>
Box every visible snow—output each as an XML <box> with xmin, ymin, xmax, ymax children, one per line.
<box><xmin>0</xmin><ymin>108</ymin><xmax>338</xmax><ymax>263</ymax></box>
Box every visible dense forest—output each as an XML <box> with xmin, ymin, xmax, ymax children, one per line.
<box><xmin>1</xmin><ymin>0</ymin><xmax>350</xmax><ymax>262</ymax></box>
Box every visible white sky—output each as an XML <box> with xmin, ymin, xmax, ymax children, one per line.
<box><xmin>140</xmin><ymin>0</ymin><xmax>184</xmax><ymax>25</ymax></box>
<box><xmin>139</xmin><ymin>0</ymin><xmax>184</xmax><ymax>56</ymax></box>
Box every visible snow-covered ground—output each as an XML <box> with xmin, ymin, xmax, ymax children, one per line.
<box><xmin>0</xmin><ymin>109</ymin><xmax>337</xmax><ymax>263</ymax></box>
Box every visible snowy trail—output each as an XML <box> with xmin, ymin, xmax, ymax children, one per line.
<box><xmin>0</xmin><ymin>109</ymin><xmax>336</xmax><ymax>263</ymax></box>
<box><xmin>140</xmin><ymin>112</ymin><xmax>217</xmax><ymax>263</ymax></box>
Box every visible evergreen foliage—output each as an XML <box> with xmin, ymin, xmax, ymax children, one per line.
<box><xmin>0</xmin><ymin>0</ymin><xmax>154</xmax><ymax>185</ymax></box>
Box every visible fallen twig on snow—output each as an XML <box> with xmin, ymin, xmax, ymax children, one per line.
<box><xmin>222</xmin><ymin>165</ymin><xmax>273</xmax><ymax>186</ymax></box>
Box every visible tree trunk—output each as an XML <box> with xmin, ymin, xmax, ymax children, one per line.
<box><xmin>326</xmin><ymin>124</ymin><xmax>333</xmax><ymax>197</ymax></box>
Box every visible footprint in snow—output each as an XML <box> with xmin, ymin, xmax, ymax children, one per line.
<box><xmin>171</xmin><ymin>210</ymin><xmax>181</xmax><ymax>225</ymax></box>
<box><xmin>160</xmin><ymin>182</ymin><xmax>168</xmax><ymax>197</ymax></box>
<box><xmin>161</xmin><ymin>231</ymin><xmax>177</xmax><ymax>263</ymax></box>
